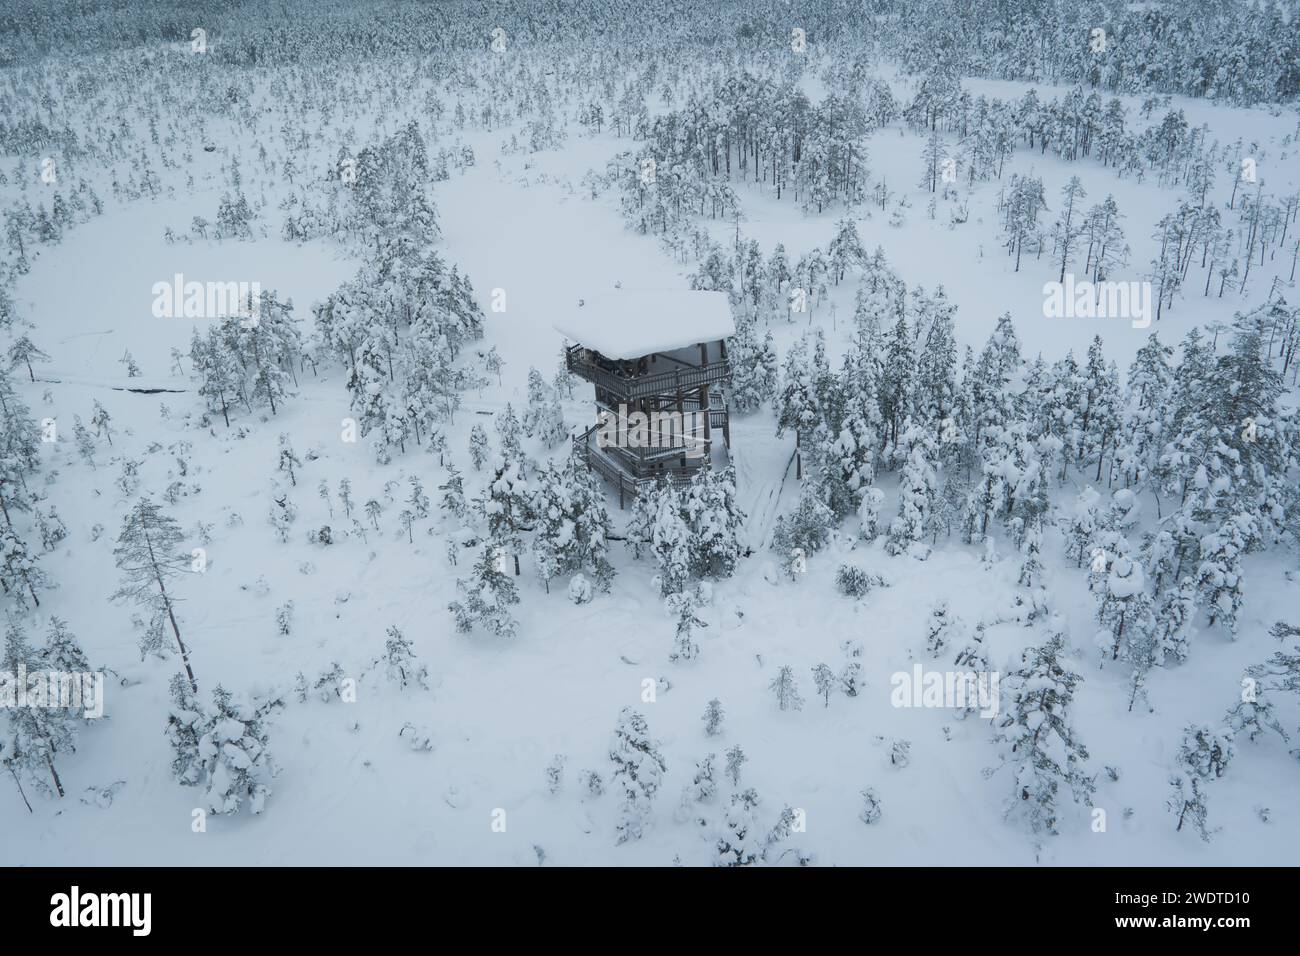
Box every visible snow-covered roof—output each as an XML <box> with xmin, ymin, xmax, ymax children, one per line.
<box><xmin>555</xmin><ymin>289</ymin><xmax>735</xmax><ymax>360</ymax></box>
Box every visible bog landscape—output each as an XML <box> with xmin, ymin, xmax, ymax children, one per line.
<box><xmin>1</xmin><ymin>0</ymin><xmax>1298</xmax><ymax>866</ymax></box>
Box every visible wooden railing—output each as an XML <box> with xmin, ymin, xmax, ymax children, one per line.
<box><xmin>565</xmin><ymin>345</ymin><xmax>730</xmax><ymax>400</ymax></box>
<box><xmin>572</xmin><ymin>423</ymin><xmax>697</xmax><ymax>507</ymax></box>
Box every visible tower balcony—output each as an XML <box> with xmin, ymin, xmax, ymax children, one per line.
<box><xmin>564</xmin><ymin>344</ymin><xmax>730</xmax><ymax>402</ymax></box>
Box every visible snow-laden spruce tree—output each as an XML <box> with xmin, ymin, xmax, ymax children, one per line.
<box><xmin>112</xmin><ymin>498</ymin><xmax>198</xmax><ymax>692</ymax></box>
<box><xmin>666</xmin><ymin>589</ymin><xmax>706</xmax><ymax>662</ymax></box>
<box><xmin>1196</xmin><ymin>512</ymin><xmax>1257</xmax><ymax>639</ymax></box>
<box><xmin>771</xmin><ymin>480</ymin><xmax>835</xmax><ymax>565</ymax></box>
<box><xmin>568</xmin><ymin>462</ymin><xmax>616</xmax><ymax>587</ymax></box>
<box><xmin>609</xmin><ymin>708</ymin><xmax>667</xmax><ymax>844</ymax></box>
<box><xmin>1094</xmin><ymin>554</ymin><xmax>1155</xmax><ymax>665</ymax></box>
<box><xmin>494</xmin><ymin>403</ymin><xmax>523</xmax><ymax>460</ymax></box>
<box><xmin>622</xmin><ymin>478</ymin><xmax>663</xmax><ymax>560</ymax></box>
<box><xmin>237</xmin><ymin>291</ymin><xmax>301</xmax><ymax>416</ymax></box>
<box><xmin>383</xmin><ymin>625</ymin><xmax>429</xmax><ymax>690</ymax></box>
<box><xmin>728</xmin><ymin>320</ymin><xmax>778</xmax><ymax>413</ymax></box>
<box><xmin>164</xmin><ymin>672</ymin><xmax>206</xmax><ymax>787</ymax></box>
<box><xmin>821</xmin><ymin>411</ymin><xmax>877</xmax><ymax>519</ymax></box>
<box><xmin>200</xmin><ymin>685</ymin><xmax>276</xmax><ymax>816</ymax></box>
<box><xmin>886</xmin><ymin>419</ymin><xmax>939</xmax><ymax>557</ymax></box>
<box><xmin>438</xmin><ymin>463</ymin><xmax>468</xmax><ymax>524</ymax></box>
<box><xmin>996</xmin><ymin>630</ymin><xmax>1095</xmax><ymax>844</ymax></box>
<box><xmin>827</xmin><ymin>217</ymin><xmax>866</xmax><ymax>282</ymax></box>
<box><xmin>478</xmin><ymin>454</ymin><xmax>530</xmax><ymax>577</ymax></box>
<box><xmin>448</xmin><ymin>542</ymin><xmax>520</xmax><ymax>638</ymax></box>
<box><xmin>925</xmin><ymin>600</ymin><xmax>959</xmax><ymax>657</ymax></box>
<box><xmin>840</xmin><ymin>640</ymin><xmax>866</xmax><ymax>696</ymax></box>
<box><xmin>702</xmin><ymin>698</ymin><xmax>724</xmax><ymax>737</ymax></box>
<box><xmin>521</xmin><ymin>368</ymin><xmax>550</xmax><ymax>437</ymax></box>
<box><xmin>530</xmin><ymin>460</ymin><xmax>578</xmax><ymax>593</ymax></box>
<box><xmin>769</xmin><ymin>665</ymin><xmax>804</xmax><ymax>711</ymax></box>
<box><xmin>531</xmin><ymin>459</ymin><xmax>615</xmax><ymax>593</ymax></box>
<box><xmin>775</xmin><ymin>335</ymin><xmax>820</xmax><ymax>479</ymax></box>
<box><xmin>682</xmin><ymin>464</ymin><xmax>744</xmax><ymax>579</ymax></box>
<box><xmin>811</xmin><ymin>663</ymin><xmax>837</xmax><ymax>707</ymax></box>
<box><xmin>716</xmin><ymin>788</ymin><xmax>762</xmax><ymax>866</ymax></box>
<box><xmin>1114</xmin><ymin>333</ymin><xmax>1173</xmax><ymax>487</ymax></box>
<box><xmin>534</xmin><ymin>391</ymin><xmax>567</xmax><ymax>448</ymax></box>
<box><xmin>1167</xmin><ymin>724</ymin><xmax>1234</xmax><ymax>841</ymax></box>
<box><xmin>1018</xmin><ymin>516</ymin><xmax>1047</xmax><ymax>595</ymax></box>
<box><xmin>1151</xmin><ymin>575</ymin><xmax>1196</xmax><ymax>665</ymax></box>
<box><xmin>651</xmin><ymin>484</ymin><xmax>692</xmax><ymax>597</ymax></box>
<box><xmin>468</xmin><ymin>423</ymin><xmax>489</xmax><ymax>470</ymax></box>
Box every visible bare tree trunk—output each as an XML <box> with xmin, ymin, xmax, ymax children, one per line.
<box><xmin>9</xmin><ymin>766</ymin><xmax>32</xmax><ymax>813</ymax></box>
<box><xmin>144</xmin><ymin>529</ymin><xmax>198</xmax><ymax>693</ymax></box>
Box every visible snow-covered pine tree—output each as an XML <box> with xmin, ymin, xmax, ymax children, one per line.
<box><xmin>769</xmin><ymin>665</ymin><xmax>804</xmax><ymax>711</ymax></box>
<box><xmin>725</xmin><ymin>744</ymin><xmax>747</xmax><ymax>787</ymax></box>
<box><xmin>840</xmin><ymin>640</ymin><xmax>866</xmax><ymax>696</ymax></box>
<box><xmin>468</xmin><ymin>423</ymin><xmax>489</xmax><ymax>470</ymax></box>
<box><xmin>72</xmin><ymin>415</ymin><xmax>96</xmax><ymax>467</ymax></box>
<box><xmin>811</xmin><ymin>663</ymin><xmax>836</xmax><ymax>707</ymax></box>
<box><xmin>1226</xmin><ymin>640</ymin><xmax>1298</xmax><ymax>746</ymax></box>
<box><xmin>913</xmin><ymin>288</ymin><xmax>958</xmax><ymax>436</ymax></box>
<box><xmin>40</xmin><ymin>616</ymin><xmax>90</xmax><ymax>677</ymax></box>
<box><xmin>2</xmin><ymin>622</ymin><xmax>73</xmax><ymax>798</ymax></box>
<box><xmin>666</xmin><ymin>589</ymin><xmax>705</xmax><ymax>662</ymax></box>
<box><xmin>879</xmin><ymin>313</ymin><xmax>915</xmax><ymax>451</ymax></box>
<box><xmin>859</xmin><ymin>787</ymin><xmax>882</xmax><ymax>824</ymax></box>
<box><xmin>7</xmin><ymin>333</ymin><xmax>49</xmax><ymax>382</ymax></box>
<box><xmin>827</xmin><ymin>217</ymin><xmax>866</xmax><ymax>282</ymax></box>
<box><xmin>609</xmin><ymin>708</ymin><xmax>667</xmax><ymax>844</ymax></box>
<box><xmin>997</xmin><ymin>631</ymin><xmax>1095</xmax><ymax>843</ymax></box>
<box><xmin>702</xmin><ymin>698</ymin><xmax>724</xmax><ymax>736</ymax></box>
<box><xmin>277</xmin><ymin>434</ymin><xmax>301</xmax><ymax>487</ymax></box>
<box><xmin>383</xmin><ymin>625</ymin><xmax>429</xmax><ymax>690</ymax></box>
<box><xmin>111</xmin><ymin>498</ymin><xmax>198</xmax><ymax>692</ymax></box>
<box><xmin>0</xmin><ymin>526</ymin><xmax>49</xmax><ymax>609</ymax></box>
<box><xmin>1166</xmin><ymin>724</ymin><xmax>1234</xmax><ymax>841</ymax></box>
<box><xmin>448</xmin><ymin>542</ymin><xmax>520</xmax><ymax>638</ymax></box>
